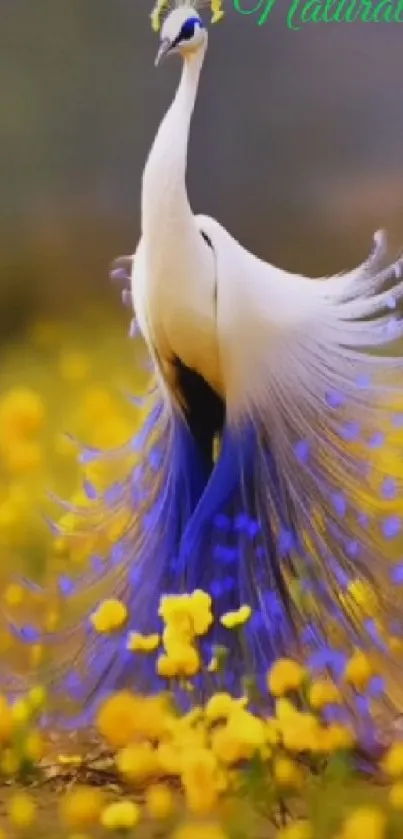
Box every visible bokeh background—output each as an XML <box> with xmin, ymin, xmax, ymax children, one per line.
<box><xmin>4</xmin><ymin>0</ymin><xmax>403</xmax><ymax>324</ymax></box>
<box><xmin>1</xmin><ymin>0</ymin><xmax>403</xmax><ymax>598</ymax></box>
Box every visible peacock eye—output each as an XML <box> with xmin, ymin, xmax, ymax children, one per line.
<box><xmin>179</xmin><ymin>19</ymin><xmax>197</xmax><ymax>40</ymax></box>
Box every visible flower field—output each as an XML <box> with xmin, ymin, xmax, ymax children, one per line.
<box><xmin>0</xmin><ymin>305</ymin><xmax>403</xmax><ymax>838</ymax></box>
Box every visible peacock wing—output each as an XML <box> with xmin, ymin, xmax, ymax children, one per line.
<box><xmin>198</xmin><ymin>215</ymin><xmax>403</xmax><ymax>689</ymax></box>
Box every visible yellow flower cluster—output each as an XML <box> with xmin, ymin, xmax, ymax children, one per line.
<box><xmin>0</xmin><ymin>307</ymin><xmax>400</xmax><ymax>839</ymax></box>
<box><xmin>157</xmin><ymin>589</ymin><xmax>213</xmax><ymax>678</ymax></box>
<box><xmin>87</xmin><ymin>596</ymin><xmax>387</xmax><ymax>838</ymax></box>
<box><xmin>96</xmin><ymin>691</ymin><xmax>170</xmax><ymax>748</ymax></box>
<box><xmin>343</xmin><ymin>648</ymin><xmax>377</xmax><ymax>691</ymax></box>
<box><xmin>382</xmin><ymin>742</ymin><xmax>403</xmax><ymax>810</ymax></box>
<box><xmin>0</xmin><ymin>307</ymin><xmax>146</xmax><ymax>649</ymax></box>
<box><xmin>0</xmin><ymin>578</ymin><xmax>401</xmax><ymax>838</ymax></box>
<box><xmin>0</xmin><ymin>388</ymin><xmax>45</xmax><ymax>478</ymax></box>
<box><xmin>0</xmin><ymin>686</ymin><xmax>47</xmax><ymax>780</ymax></box>
<box><xmin>337</xmin><ymin>808</ymin><xmax>387</xmax><ymax>839</ymax></box>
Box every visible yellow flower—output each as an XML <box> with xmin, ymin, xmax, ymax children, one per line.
<box><xmin>3</xmin><ymin>583</ymin><xmax>25</xmax><ymax>607</ymax></box>
<box><xmin>389</xmin><ymin>782</ymin><xmax>403</xmax><ymax>809</ymax></box>
<box><xmin>212</xmin><ymin>725</ymin><xmax>243</xmax><ymax>765</ymax></box>
<box><xmin>277</xmin><ymin>821</ymin><xmax>312</xmax><ymax>839</ymax></box>
<box><xmin>60</xmin><ymin>787</ymin><xmax>104</xmax><ymax>829</ymax></box>
<box><xmin>8</xmin><ymin>792</ymin><xmax>37</xmax><ymax>828</ymax></box>
<box><xmin>275</xmin><ymin>697</ymin><xmax>297</xmax><ymax>721</ymax></box>
<box><xmin>79</xmin><ymin>386</ymin><xmax>116</xmax><ymax>421</ymax></box>
<box><xmin>172</xmin><ymin>823</ymin><xmax>228</xmax><ymax>839</ymax></box>
<box><xmin>181</xmin><ymin>748</ymin><xmax>227</xmax><ymax>815</ymax></box>
<box><xmin>157</xmin><ymin>654</ymin><xmax>178</xmax><ymax>678</ymax></box>
<box><xmin>205</xmin><ymin>693</ymin><xmax>247</xmax><ymax>723</ymax></box>
<box><xmin>59</xmin><ymin>351</ymin><xmax>91</xmax><ymax>382</ymax></box>
<box><xmin>145</xmin><ymin>783</ymin><xmax>175</xmax><ymax>820</ymax></box>
<box><xmin>97</xmin><ymin>691</ymin><xmax>169</xmax><ymax>747</ymax></box>
<box><xmin>211</xmin><ymin>0</ymin><xmax>224</xmax><ymax>24</ymax></box>
<box><xmin>11</xmin><ymin>698</ymin><xmax>31</xmax><ymax>726</ymax></box>
<box><xmin>340</xmin><ymin>807</ymin><xmax>386</xmax><ymax>839</ymax></box>
<box><xmin>90</xmin><ymin>598</ymin><xmax>128</xmax><ymax>633</ymax></box>
<box><xmin>0</xmin><ymin>387</ymin><xmax>45</xmax><ymax>436</ymax></box>
<box><xmin>183</xmin><ymin>706</ymin><xmax>204</xmax><ymax>726</ymax></box>
<box><xmin>157</xmin><ymin>741</ymin><xmax>183</xmax><ymax>775</ymax></box>
<box><xmin>189</xmin><ymin>590</ymin><xmax>214</xmax><ymax>634</ymax></box>
<box><xmin>54</xmin><ymin>431</ymin><xmax>78</xmax><ymax>458</ymax></box>
<box><xmin>90</xmin><ymin>417</ymin><xmax>132</xmax><ymax>449</ymax></box>
<box><xmin>1</xmin><ymin>749</ymin><xmax>20</xmax><ymax>776</ymax></box>
<box><xmin>265</xmin><ymin>717</ymin><xmax>281</xmax><ymax>745</ymax></box>
<box><xmin>159</xmin><ymin>599</ymin><xmax>193</xmax><ymax>640</ymax></box>
<box><xmin>127</xmin><ymin>631</ymin><xmax>160</xmax><ymax>653</ymax></box>
<box><xmin>101</xmin><ymin>800</ymin><xmax>140</xmax><ymax>831</ymax></box>
<box><xmin>220</xmin><ymin>604</ymin><xmax>251</xmax><ymax>629</ymax></box>
<box><xmin>165</xmin><ymin>717</ymin><xmax>207</xmax><ymax>760</ymax></box>
<box><xmin>159</xmin><ymin>590</ymin><xmax>213</xmax><ymax>637</ymax></box>
<box><xmin>228</xmin><ymin>708</ymin><xmax>266</xmax><ymax>749</ymax></box>
<box><xmin>274</xmin><ymin>757</ymin><xmax>304</xmax><ymax>789</ymax></box>
<box><xmin>268</xmin><ymin>659</ymin><xmax>307</xmax><ymax>697</ymax></box>
<box><xmin>211</xmin><ymin>708</ymin><xmax>266</xmax><ymax>765</ymax></box>
<box><xmin>27</xmin><ymin>685</ymin><xmax>47</xmax><ymax>711</ymax></box>
<box><xmin>279</xmin><ymin>710</ymin><xmax>323</xmax><ymax>753</ymax></box>
<box><xmin>24</xmin><ymin>731</ymin><xmax>45</xmax><ymax>762</ymax></box>
<box><xmin>321</xmin><ymin>722</ymin><xmax>355</xmax><ymax>752</ymax></box>
<box><xmin>116</xmin><ymin>743</ymin><xmax>160</xmax><ymax>783</ymax></box>
<box><xmin>96</xmin><ymin>691</ymin><xmax>139</xmax><ymax>747</ymax></box>
<box><xmin>309</xmin><ymin>678</ymin><xmax>342</xmax><ymax>709</ymax></box>
<box><xmin>157</xmin><ymin>644</ymin><xmax>200</xmax><ymax>678</ymax></box>
<box><xmin>162</xmin><ymin>626</ymin><xmax>184</xmax><ymax>651</ymax></box>
<box><xmin>343</xmin><ymin>650</ymin><xmax>376</xmax><ymax>691</ymax></box>
<box><xmin>5</xmin><ymin>440</ymin><xmax>42</xmax><ymax>474</ymax></box>
<box><xmin>383</xmin><ymin>743</ymin><xmax>403</xmax><ymax>777</ymax></box>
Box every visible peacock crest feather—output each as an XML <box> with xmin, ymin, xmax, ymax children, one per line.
<box><xmin>150</xmin><ymin>0</ymin><xmax>224</xmax><ymax>33</ymax></box>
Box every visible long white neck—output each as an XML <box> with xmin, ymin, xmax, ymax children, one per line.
<box><xmin>141</xmin><ymin>45</ymin><xmax>206</xmax><ymax>237</ymax></box>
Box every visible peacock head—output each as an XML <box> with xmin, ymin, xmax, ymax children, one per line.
<box><xmin>154</xmin><ymin>6</ymin><xmax>207</xmax><ymax>65</ymax></box>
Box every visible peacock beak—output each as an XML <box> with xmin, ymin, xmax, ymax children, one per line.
<box><xmin>155</xmin><ymin>38</ymin><xmax>171</xmax><ymax>66</ymax></box>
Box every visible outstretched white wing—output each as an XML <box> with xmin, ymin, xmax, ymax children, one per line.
<box><xmin>197</xmin><ymin>217</ymin><xmax>402</xmax><ymax>418</ymax></box>
<box><xmin>197</xmin><ymin>214</ymin><xmax>403</xmax><ymax>665</ymax></box>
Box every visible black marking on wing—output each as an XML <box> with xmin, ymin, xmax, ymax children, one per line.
<box><xmin>201</xmin><ymin>230</ymin><xmax>213</xmax><ymax>249</ymax></box>
<box><xmin>200</xmin><ymin>228</ymin><xmax>217</xmax><ymax>311</ymax></box>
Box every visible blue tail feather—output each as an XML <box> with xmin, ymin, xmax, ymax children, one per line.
<box><xmin>4</xmin><ymin>361</ymin><xmax>403</xmax><ymax>727</ymax></box>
